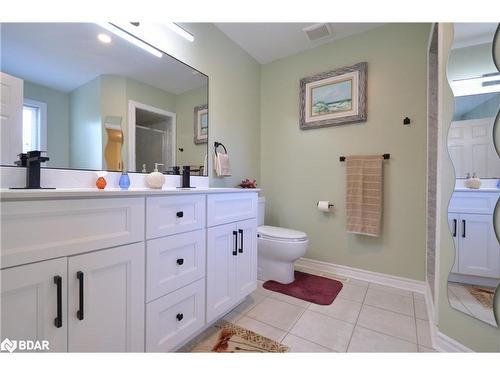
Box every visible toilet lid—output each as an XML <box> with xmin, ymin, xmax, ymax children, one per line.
<box><xmin>257</xmin><ymin>225</ymin><xmax>308</xmax><ymax>241</ymax></box>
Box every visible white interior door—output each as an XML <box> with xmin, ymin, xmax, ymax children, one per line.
<box><xmin>0</xmin><ymin>258</ymin><xmax>67</xmax><ymax>352</ymax></box>
<box><xmin>68</xmin><ymin>243</ymin><xmax>145</xmax><ymax>352</ymax></box>
<box><xmin>206</xmin><ymin>222</ymin><xmax>237</xmax><ymax>323</ymax></box>
<box><xmin>235</xmin><ymin>218</ymin><xmax>258</xmax><ymax>300</ymax></box>
<box><xmin>0</xmin><ymin>72</ymin><xmax>23</xmax><ymax>165</ymax></box>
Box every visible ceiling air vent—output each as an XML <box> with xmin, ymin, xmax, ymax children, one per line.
<box><xmin>303</xmin><ymin>23</ymin><xmax>332</xmax><ymax>41</ymax></box>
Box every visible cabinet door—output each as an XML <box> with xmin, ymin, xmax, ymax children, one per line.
<box><xmin>206</xmin><ymin>222</ymin><xmax>237</xmax><ymax>323</ymax></box>
<box><xmin>68</xmin><ymin>243</ymin><xmax>145</xmax><ymax>352</ymax></box>
<box><xmin>235</xmin><ymin>218</ymin><xmax>257</xmax><ymax>301</ymax></box>
<box><xmin>458</xmin><ymin>214</ymin><xmax>500</xmax><ymax>278</ymax></box>
<box><xmin>0</xmin><ymin>258</ymin><xmax>67</xmax><ymax>352</ymax></box>
<box><xmin>448</xmin><ymin>214</ymin><xmax>459</xmax><ymax>273</ymax></box>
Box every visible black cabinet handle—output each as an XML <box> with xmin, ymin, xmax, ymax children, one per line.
<box><xmin>54</xmin><ymin>275</ymin><xmax>62</xmax><ymax>328</ymax></box>
<box><xmin>176</xmin><ymin>258</ymin><xmax>184</xmax><ymax>265</ymax></box>
<box><xmin>238</xmin><ymin>229</ymin><xmax>244</xmax><ymax>253</ymax></box>
<box><xmin>462</xmin><ymin>220</ymin><xmax>466</xmax><ymax>238</ymax></box>
<box><xmin>452</xmin><ymin>219</ymin><xmax>457</xmax><ymax>237</ymax></box>
<box><xmin>176</xmin><ymin>211</ymin><xmax>184</xmax><ymax>218</ymax></box>
<box><xmin>176</xmin><ymin>313</ymin><xmax>184</xmax><ymax>321</ymax></box>
<box><xmin>76</xmin><ymin>271</ymin><xmax>84</xmax><ymax>320</ymax></box>
<box><xmin>232</xmin><ymin>231</ymin><xmax>238</xmax><ymax>256</ymax></box>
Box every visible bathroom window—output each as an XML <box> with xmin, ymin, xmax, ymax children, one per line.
<box><xmin>22</xmin><ymin>99</ymin><xmax>47</xmax><ymax>153</ymax></box>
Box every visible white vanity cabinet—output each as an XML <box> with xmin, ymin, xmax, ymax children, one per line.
<box><xmin>206</xmin><ymin>194</ymin><xmax>258</xmax><ymax>323</ymax></box>
<box><xmin>449</xmin><ymin>191</ymin><xmax>500</xmax><ymax>280</ymax></box>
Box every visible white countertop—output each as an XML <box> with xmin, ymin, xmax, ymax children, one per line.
<box><xmin>0</xmin><ymin>187</ymin><xmax>260</xmax><ymax>200</ymax></box>
<box><xmin>454</xmin><ymin>188</ymin><xmax>500</xmax><ymax>193</ymax></box>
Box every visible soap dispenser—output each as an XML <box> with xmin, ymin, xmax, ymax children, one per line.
<box><xmin>146</xmin><ymin>163</ymin><xmax>165</xmax><ymax>189</ymax></box>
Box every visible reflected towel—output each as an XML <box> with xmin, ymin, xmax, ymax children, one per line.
<box><xmin>214</xmin><ymin>152</ymin><xmax>231</xmax><ymax>177</ymax></box>
<box><xmin>345</xmin><ymin>155</ymin><xmax>383</xmax><ymax>236</ymax></box>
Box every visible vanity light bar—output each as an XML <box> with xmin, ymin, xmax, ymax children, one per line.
<box><xmin>97</xmin><ymin>23</ymin><xmax>163</xmax><ymax>58</ymax></box>
<box><xmin>165</xmin><ymin>23</ymin><xmax>195</xmax><ymax>42</ymax></box>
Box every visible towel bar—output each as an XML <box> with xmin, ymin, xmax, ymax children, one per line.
<box><xmin>214</xmin><ymin>142</ymin><xmax>227</xmax><ymax>155</ymax></box>
<box><xmin>339</xmin><ymin>154</ymin><xmax>390</xmax><ymax>162</ymax></box>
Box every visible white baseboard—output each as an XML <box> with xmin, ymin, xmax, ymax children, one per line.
<box><xmin>295</xmin><ymin>257</ymin><xmax>427</xmax><ymax>294</ymax></box>
<box><xmin>296</xmin><ymin>257</ymin><xmax>474</xmax><ymax>352</ymax></box>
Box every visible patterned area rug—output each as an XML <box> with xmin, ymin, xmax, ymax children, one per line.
<box><xmin>465</xmin><ymin>285</ymin><xmax>495</xmax><ymax>309</ymax></box>
<box><xmin>180</xmin><ymin>320</ymin><xmax>289</xmax><ymax>353</ymax></box>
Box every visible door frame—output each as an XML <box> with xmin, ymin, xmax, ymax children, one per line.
<box><xmin>127</xmin><ymin>100</ymin><xmax>176</xmax><ymax>172</ymax></box>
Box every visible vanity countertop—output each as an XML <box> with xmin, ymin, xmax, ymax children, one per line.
<box><xmin>454</xmin><ymin>188</ymin><xmax>500</xmax><ymax>193</ymax></box>
<box><xmin>0</xmin><ymin>187</ymin><xmax>260</xmax><ymax>200</ymax></box>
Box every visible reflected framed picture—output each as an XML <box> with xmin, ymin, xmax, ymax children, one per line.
<box><xmin>299</xmin><ymin>62</ymin><xmax>367</xmax><ymax>129</ymax></box>
<box><xmin>194</xmin><ymin>104</ymin><xmax>208</xmax><ymax>144</ymax></box>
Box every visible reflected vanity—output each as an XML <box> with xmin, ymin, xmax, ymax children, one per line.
<box><xmin>0</xmin><ymin>23</ymin><xmax>208</xmax><ymax>175</ymax></box>
<box><xmin>447</xmin><ymin>23</ymin><xmax>500</xmax><ymax>327</ymax></box>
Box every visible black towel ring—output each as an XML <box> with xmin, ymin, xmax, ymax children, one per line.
<box><xmin>214</xmin><ymin>142</ymin><xmax>227</xmax><ymax>155</ymax></box>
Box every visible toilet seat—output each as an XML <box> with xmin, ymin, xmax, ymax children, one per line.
<box><xmin>257</xmin><ymin>225</ymin><xmax>308</xmax><ymax>242</ymax></box>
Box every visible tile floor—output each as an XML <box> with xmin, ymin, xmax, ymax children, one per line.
<box><xmin>223</xmin><ymin>278</ymin><xmax>436</xmax><ymax>352</ymax></box>
<box><xmin>448</xmin><ymin>282</ymin><xmax>497</xmax><ymax>327</ymax></box>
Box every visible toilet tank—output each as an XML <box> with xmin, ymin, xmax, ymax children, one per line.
<box><xmin>258</xmin><ymin>196</ymin><xmax>265</xmax><ymax>226</ymax></box>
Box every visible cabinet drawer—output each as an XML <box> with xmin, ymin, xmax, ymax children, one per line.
<box><xmin>207</xmin><ymin>193</ymin><xmax>257</xmax><ymax>227</ymax></box>
<box><xmin>146</xmin><ymin>230</ymin><xmax>206</xmax><ymax>302</ymax></box>
<box><xmin>449</xmin><ymin>192</ymin><xmax>499</xmax><ymax>215</ymax></box>
<box><xmin>1</xmin><ymin>197</ymin><xmax>145</xmax><ymax>268</ymax></box>
<box><xmin>146</xmin><ymin>195</ymin><xmax>206</xmax><ymax>239</ymax></box>
<box><xmin>146</xmin><ymin>278</ymin><xmax>205</xmax><ymax>352</ymax></box>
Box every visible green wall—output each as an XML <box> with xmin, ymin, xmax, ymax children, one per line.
<box><xmin>260</xmin><ymin>23</ymin><xmax>430</xmax><ymax>280</ymax></box>
<box><xmin>437</xmin><ymin>24</ymin><xmax>500</xmax><ymax>352</ymax></box>
<box><xmin>23</xmin><ymin>81</ymin><xmax>70</xmax><ymax>167</ymax></box>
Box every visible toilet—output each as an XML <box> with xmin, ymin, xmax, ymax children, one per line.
<box><xmin>257</xmin><ymin>197</ymin><xmax>309</xmax><ymax>284</ymax></box>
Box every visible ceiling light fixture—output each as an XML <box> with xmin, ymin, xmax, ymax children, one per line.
<box><xmin>97</xmin><ymin>22</ymin><xmax>163</xmax><ymax>58</ymax></box>
<box><xmin>165</xmin><ymin>23</ymin><xmax>195</xmax><ymax>42</ymax></box>
<box><xmin>97</xmin><ymin>33</ymin><xmax>112</xmax><ymax>44</ymax></box>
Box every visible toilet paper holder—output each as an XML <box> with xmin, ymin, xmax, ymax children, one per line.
<box><xmin>317</xmin><ymin>202</ymin><xmax>334</xmax><ymax>208</ymax></box>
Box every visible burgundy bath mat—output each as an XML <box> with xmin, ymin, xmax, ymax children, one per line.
<box><xmin>263</xmin><ymin>271</ymin><xmax>343</xmax><ymax>305</ymax></box>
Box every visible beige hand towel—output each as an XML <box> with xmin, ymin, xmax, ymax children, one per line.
<box><xmin>214</xmin><ymin>152</ymin><xmax>231</xmax><ymax>177</ymax></box>
<box><xmin>345</xmin><ymin>155</ymin><xmax>383</xmax><ymax>236</ymax></box>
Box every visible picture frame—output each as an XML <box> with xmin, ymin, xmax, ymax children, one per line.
<box><xmin>194</xmin><ymin>104</ymin><xmax>208</xmax><ymax>144</ymax></box>
<box><xmin>299</xmin><ymin>62</ymin><xmax>367</xmax><ymax>129</ymax></box>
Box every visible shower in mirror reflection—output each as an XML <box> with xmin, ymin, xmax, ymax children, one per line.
<box><xmin>446</xmin><ymin>22</ymin><xmax>500</xmax><ymax>327</ymax></box>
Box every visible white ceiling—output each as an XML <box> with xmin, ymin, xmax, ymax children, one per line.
<box><xmin>452</xmin><ymin>23</ymin><xmax>498</xmax><ymax>49</ymax></box>
<box><xmin>215</xmin><ymin>23</ymin><xmax>384</xmax><ymax>64</ymax></box>
<box><xmin>0</xmin><ymin>23</ymin><xmax>207</xmax><ymax>94</ymax></box>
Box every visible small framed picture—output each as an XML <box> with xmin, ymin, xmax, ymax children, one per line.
<box><xmin>300</xmin><ymin>62</ymin><xmax>367</xmax><ymax>129</ymax></box>
<box><xmin>194</xmin><ymin>104</ymin><xmax>208</xmax><ymax>144</ymax></box>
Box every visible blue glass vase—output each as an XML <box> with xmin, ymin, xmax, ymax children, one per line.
<box><xmin>119</xmin><ymin>171</ymin><xmax>130</xmax><ymax>189</ymax></box>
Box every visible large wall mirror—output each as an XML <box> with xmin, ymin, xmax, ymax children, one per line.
<box><xmin>0</xmin><ymin>23</ymin><xmax>208</xmax><ymax>175</ymax></box>
<box><xmin>447</xmin><ymin>23</ymin><xmax>500</xmax><ymax>327</ymax></box>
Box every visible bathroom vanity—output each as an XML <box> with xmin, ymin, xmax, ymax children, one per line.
<box><xmin>0</xmin><ymin>188</ymin><xmax>259</xmax><ymax>352</ymax></box>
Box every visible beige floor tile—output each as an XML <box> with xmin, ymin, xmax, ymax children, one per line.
<box><xmin>222</xmin><ymin>310</ymin><xmax>243</xmax><ymax>324</ymax></box>
<box><xmin>357</xmin><ymin>305</ymin><xmax>417</xmax><ymax>343</ymax></box>
<box><xmin>268</xmin><ymin>292</ymin><xmax>311</xmax><ymax>308</ymax></box>
<box><xmin>337</xmin><ymin>283</ymin><xmax>367</xmax><ymax>303</ymax></box>
<box><xmin>364</xmin><ymin>288</ymin><xmax>414</xmax><ymax>316</ymax></box>
<box><xmin>413</xmin><ymin>292</ymin><xmax>425</xmax><ymax>301</ymax></box>
<box><xmin>236</xmin><ymin>316</ymin><xmax>287</xmax><ymax>342</ymax></box>
<box><xmin>414</xmin><ymin>298</ymin><xmax>428</xmax><ymax>320</ymax></box>
<box><xmin>246</xmin><ymin>297</ymin><xmax>305</xmax><ymax>331</ymax></box>
<box><xmin>281</xmin><ymin>334</ymin><xmax>333</xmax><ymax>353</ymax></box>
<box><xmin>369</xmin><ymin>283</ymin><xmax>412</xmax><ymax>297</ymax></box>
<box><xmin>255</xmin><ymin>281</ymin><xmax>273</xmax><ymax>296</ymax></box>
<box><xmin>289</xmin><ymin>310</ymin><xmax>354</xmax><ymax>352</ymax></box>
<box><xmin>345</xmin><ymin>278</ymin><xmax>369</xmax><ymax>288</ymax></box>
<box><xmin>347</xmin><ymin>326</ymin><xmax>417</xmax><ymax>352</ymax></box>
<box><xmin>418</xmin><ymin>345</ymin><xmax>437</xmax><ymax>352</ymax></box>
<box><xmin>416</xmin><ymin>319</ymin><xmax>432</xmax><ymax>347</ymax></box>
<box><xmin>308</xmin><ymin>297</ymin><xmax>362</xmax><ymax>324</ymax></box>
<box><xmin>232</xmin><ymin>292</ymin><xmax>268</xmax><ymax>314</ymax></box>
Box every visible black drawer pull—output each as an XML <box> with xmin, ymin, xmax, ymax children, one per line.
<box><xmin>462</xmin><ymin>220</ymin><xmax>466</xmax><ymax>238</ymax></box>
<box><xmin>176</xmin><ymin>258</ymin><xmax>184</xmax><ymax>265</ymax></box>
<box><xmin>238</xmin><ymin>229</ymin><xmax>244</xmax><ymax>253</ymax></box>
<box><xmin>176</xmin><ymin>211</ymin><xmax>184</xmax><ymax>218</ymax></box>
<box><xmin>76</xmin><ymin>271</ymin><xmax>84</xmax><ymax>320</ymax></box>
<box><xmin>54</xmin><ymin>275</ymin><xmax>62</xmax><ymax>328</ymax></box>
<box><xmin>232</xmin><ymin>231</ymin><xmax>238</xmax><ymax>256</ymax></box>
<box><xmin>452</xmin><ymin>219</ymin><xmax>457</xmax><ymax>237</ymax></box>
<box><xmin>176</xmin><ymin>313</ymin><xmax>184</xmax><ymax>321</ymax></box>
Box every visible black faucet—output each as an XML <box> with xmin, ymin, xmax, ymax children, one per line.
<box><xmin>13</xmin><ymin>151</ymin><xmax>51</xmax><ymax>189</ymax></box>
